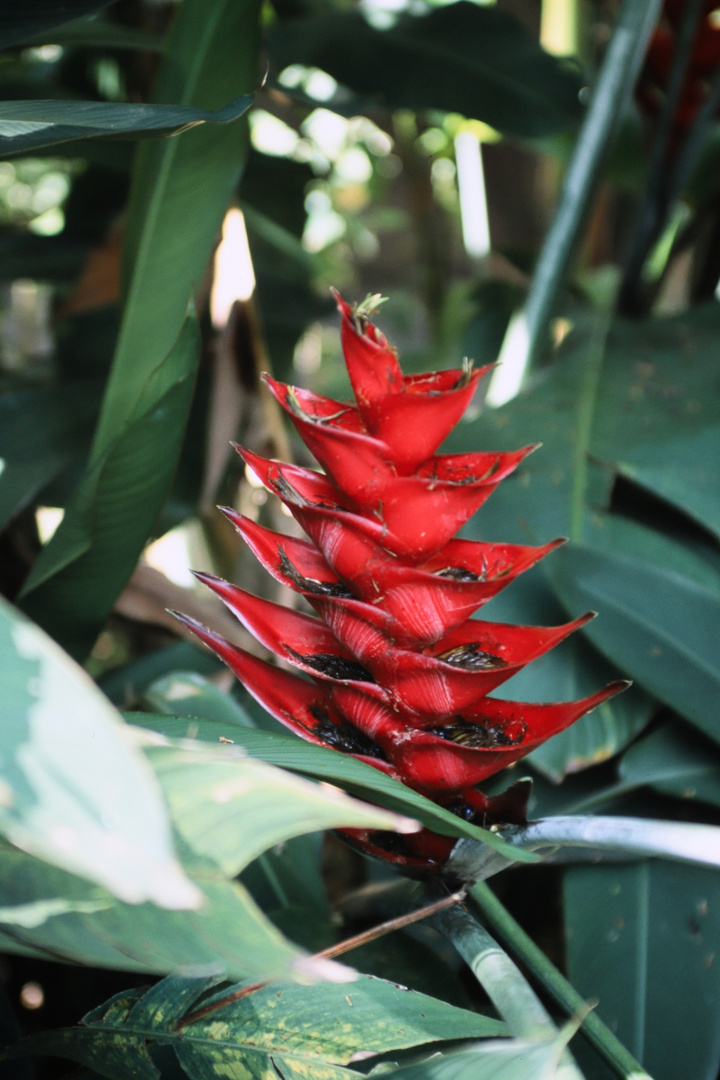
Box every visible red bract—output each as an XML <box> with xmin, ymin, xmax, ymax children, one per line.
<box><xmin>177</xmin><ymin>293</ymin><xmax>627</xmax><ymax>869</ymax></box>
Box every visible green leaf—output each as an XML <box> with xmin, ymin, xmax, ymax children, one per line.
<box><xmin>0</xmin><ymin>839</ymin><xmax>301</xmax><ymax>980</ymax></box>
<box><xmin>124</xmin><ymin>713</ymin><xmax>539</xmax><ymax>865</ymax></box>
<box><xmin>25</xmin><ymin>16</ymin><xmax>164</xmax><ymax>52</ymax></box>
<box><xmin>141</xmin><ymin>671</ymin><xmax>257</xmax><ymax>728</ymax></box>
<box><xmin>106</xmin><ymin>0</ymin><xmax>261</xmax><ymax>453</ymax></box>
<box><xmin>619</xmin><ymin>721</ymin><xmax>720</xmax><ymax>809</ymax></box>
<box><xmin>547</xmin><ymin>544</ymin><xmax>720</xmax><ymax>745</ymax></box>
<box><xmin>0</xmin><ymin>381</ymin><xmax>100</xmax><ymax>531</ymax></box>
<box><xmin>9</xmin><ymin>973</ymin><xmax>506</xmax><ymax>1080</ymax></box>
<box><xmin>268</xmin><ymin>2</ymin><xmax>582</xmax><ymax>138</ymax></box>
<box><xmin>19</xmin><ymin>0</ymin><xmax>262</xmax><ymax>657</ymax></box>
<box><xmin>455</xmin><ymin>305</ymin><xmax>720</xmax><ymax>762</ymax></box>
<box><xmin>388</xmin><ymin>1035</ymin><xmax>576</xmax><ymax>1080</ymax></box>
<box><xmin>0</xmin><ymin>734</ymin><xmax>408</xmax><ymax>979</ymax></box>
<box><xmin>20</xmin><ymin>312</ymin><xmax>200</xmax><ymax>658</ymax></box>
<box><xmin>595</xmin><ymin>305</ymin><xmax>720</xmax><ymax>543</ymax></box>
<box><xmin>99</xmin><ymin>643</ymin><xmax>224</xmax><ymax>705</ymax></box>
<box><xmin>564</xmin><ymin>861</ymin><xmax>720</xmax><ymax>1080</ymax></box>
<box><xmin>484</xmin><ymin>576</ymin><xmax>653</xmax><ymax>783</ymax></box>
<box><xmin>0</xmin><ymin>0</ymin><xmax>111</xmax><ymax>50</ymax></box>
<box><xmin>0</xmin><ymin>596</ymin><xmax>200</xmax><ymax>909</ymax></box>
<box><xmin>0</xmin><ymin>96</ymin><xmax>253</xmax><ymax>158</ymax></box>
<box><xmin>139</xmin><ymin>735</ymin><xmax>418</xmax><ymax>880</ymax></box>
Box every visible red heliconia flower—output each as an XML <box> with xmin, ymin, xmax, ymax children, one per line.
<box><xmin>175</xmin><ymin>293</ymin><xmax>627</xmax><ymax>869</ymax></box>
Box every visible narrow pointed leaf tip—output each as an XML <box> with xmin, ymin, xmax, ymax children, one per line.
<box><xmin>183</xmin><ymin>291</ymin><xmax>628</xmax><ymax>868</ymax></box>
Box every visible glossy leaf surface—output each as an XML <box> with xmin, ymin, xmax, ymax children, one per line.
<box><xmin>0</xmin><ymin>596</ymin><xmax>199</xmax><ymax>910</ymax></box>
<box><xmin>10</xmin><ymin>973</ymin><xmax>506</xmax><ymax>1080</ymax></box>
<box><xmin>0</xmin><ymin>96</ymin><xmax>252</xmax><ymax>158</ymax></box>
<box><xmin>564</xmin><ymin>861</ymin><xmax>720</xmax><ymax>1080</ymax></box>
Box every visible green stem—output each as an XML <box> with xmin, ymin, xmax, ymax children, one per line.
<box><xmin>495</xmin><ymin>0</ymin><xmax>661</xmax><ymax>389</ymax></box>
<box><xmin>469</xmin><ymin>881</ymin><xmax>654</xmax><ymax>1080</ymax></box>
<box><xmin>432</xmin><ymin>901</ymin><xmax>585</xmax><ymax>1080</ymax></box>
<box><xmin>433</xmin><ymin>903</ymin><xmax>556</xmax><ymax>1039</ymax></box>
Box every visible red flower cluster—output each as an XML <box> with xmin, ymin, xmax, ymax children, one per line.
<box><xmin>639</xmin><ymin>0</ymin><xmax>720</xmax><ymax>145</ymax></box>
<box><xmin>176</xmin><ymin>294</ymin><xmax>625</xmax><ymax>867</ymax></box>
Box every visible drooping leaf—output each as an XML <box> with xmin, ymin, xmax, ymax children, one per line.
<box><xmin>0</xmin><ymin>96</ymin><xmax>253</xmax><ymax>158</ymax></box>
<box><xmin>7</xmin><ymin>973</ymin><xmax>506</xmax><ymax>1080</ymax></box>
<box><xmin>0</xmin><ymin>839</ymin><xmax>299</xmax><ymax>980</ymax></box>
<box><xmin>268</xmin><ymin>3</ymin><xmax>582</xmax><ymax>138</ymax></box>
<box><xmin>124</xmin><ymin>712</ymin><xmax>539</xmax><ymax>864</ymax></box>
<box><xmin>138</xmin><ymin>734</ymin><xmax>419</xmax><ymax>880</ymax></box>
<box><xmin>564</xmin><ymin>861</ymin><xmax>720</xmax><ymax>1080</ymax></box>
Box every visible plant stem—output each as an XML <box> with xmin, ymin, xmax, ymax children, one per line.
<box><xmin>432</xmin><ymin>898</ymin><xmax>585</xmax><ymax>1080</ymax></box>
<box><xmin>491</xmin><ymin>0</ymin><xmax>660</xmax><ymax>401</ymax></box>
<box><xmin>469</xmin><ymin>881</ymin><xmax>654</xmax><ymax>1080</ymax></box>
<box><xmin>619</xmin><ymin>0</ymin><xmax>707</xmax><ymax>313</ymax></box>
<box><xmin>177</xmin><ymin>889</ymin><xmax>465</xmax><ymax>1029</ymax></box>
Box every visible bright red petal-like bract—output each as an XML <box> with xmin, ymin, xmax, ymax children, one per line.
<box><xmin>180</xmin><ymin>293</ymin><xmax>628</xmax><ymax>869</ymax></box>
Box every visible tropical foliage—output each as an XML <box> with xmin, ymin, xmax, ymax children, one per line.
<box><xmin>1</xmin><ymin>2</ymin><xmax>720</xmax><ymax>1080</ymax></box>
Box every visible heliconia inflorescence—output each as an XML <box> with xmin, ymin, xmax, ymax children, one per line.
<box><xmin>175</xmin><ymin>293</ymin><xmax>627</xmax><ymax>868</ymax></box>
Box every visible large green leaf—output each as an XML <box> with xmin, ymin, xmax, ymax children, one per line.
<box><xmin>0</xmin><ymin>96</ymin><xmax>253</xmax><ymax>158</ymax></box>
<box><xmin>564</xmin><ymin>861</ymin><xmax>720</xmax><ymax>1080</ymax></box>
<box><xmin>139</xmin><ymin>735</ymin><xmax>418</xmax><ymax>880</ymax></box>
<box><xmin>454</xmin><ymin>306</ymin><xmax>720</xmax><ymax>765</ymax></box>
<box><xmin>0</xmin><ymin>839</ymin><xmax>300</xmax><ymax>980</ymax></box>
<box><xmin>0</xmin><ymin>731</ymin><xmax>409</xmax><ymax>979</ymax></box>
<box><xmin>482</xmin><ymin>575</ymin><xmax>653</xmax><ymax>783</ymax></box>
<box><xmin>20</xmin><ymin>313</ymin><xmax>200</xmax><ymax>658</ymax></box>
<box><xmin>547</xmin><ymin>544</ymin><xmax>720</xmax><ymax>745</ymax></box>
<box><xmin>0</xmin><ymin>596</ymin><xmax>199</xmax><ymax>910</ymax></box>
<box><xmin>268</xmin><ymin>2</ymin><xmax>582</xmax><ymax>138</ymax></box>
<box><xmin>124</xmin><ymin>712</ymin><xmax>539</xmax><ymax>864</ymax></box>
<box><xmin>106</xmin><ymin>0</ymin><xmax>261</xmax><ymax>452</ymax></box>
<box><xmin>619</xmin><ymin>721</ymin><xmax>720</xmax><ymax>809</ymax></box>
<box><xmin>594</xmin><ymin>305</ymin><xmax>720</xmax><ymax>543</ymax></box>
<box><xmin>388</xmin><ymin>1034</ymin><xmax>577</xmax><ymax>1080</ymax></box>
<box><xmin>0</xmin><ymin>381</ymin><xmax>100</xmax><ymax>531</ymax></box>
<box><xmin>7</xmin><ymin>972</ymin><xmax>505</xmax><ymax>1080</ymax></box>
<box><xmin>20</xmin><ymin>0</ymin><xmax>262</xmax><ymax>657</ymax></box>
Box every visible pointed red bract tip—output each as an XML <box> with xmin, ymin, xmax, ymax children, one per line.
<box><xmin>183</xmin><ymin>290</ymin><xmax>631</xmax><ymax>869</ymax></box>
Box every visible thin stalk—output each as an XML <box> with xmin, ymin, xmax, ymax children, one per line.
<box><xmin>469</xmin><ymin>882</ymin><xmax>654</xmax><ymax>1080</ymax></box>
<box><xmin>619</xmin><ymin>0</ymin><xmax>708</xmax><ymax>313</ymax></box>
<box><xmin>176</xmin><ymin>890</ymin><xmax>465</xmax><ymax>1030</ymax></box>
<box><xmin>491</xmin><ymin>0</ymin><xmax>660</xmax><ymax>403</ymax></box>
